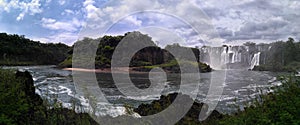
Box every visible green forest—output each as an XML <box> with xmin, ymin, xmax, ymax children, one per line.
<box><xmin>0</xmin><ymin>33</ymin><xmax>71</xmax><ymax>66</ymax></box>
<box><xmin>253</xmin><ymin>37</ymin><xmax>300</xmax><ymax>72</ymax></box>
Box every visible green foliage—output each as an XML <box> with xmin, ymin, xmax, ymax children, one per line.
<box><xmin>254</xmin><ymin>38</ymin><xmax>300</xmax><ymax>72</ymax></box>
<box><xmin>142</xmin><ymin>59</ymin><xmax>212</xmax><ymax>73</ymax></box>
<box><xmin>217</xmin><ymin>75</ymin><xmax>300</xmax><ymax>125</ymax></box>
<box><xmin>124</xmin><ymin>104</ymin><xmax>135</xmax><ymax>115</ymax></box>
<box><xmin>0</xmin><ymin>33</ymin><xmax>71</xmax><ymax>66</ymax></box>
<box><xmin>0</xmin><ymin>69</ymin><xmax>97</xmax><ymax>125</ymax></box>
<box><xmin>58</xmin><ymin>55</ymin><xmax>73</xmax><ymax>68</ymax></box>
<box><xmin>0</xmin><ymin>70</ymin><xmax>30</xmax><ymax>124</ymax></box>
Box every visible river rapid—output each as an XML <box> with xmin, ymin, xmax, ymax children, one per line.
<box><xmin>3</xmin><ymin>65</ymin><xmax>283</xmax><ymax>118</ymax></box>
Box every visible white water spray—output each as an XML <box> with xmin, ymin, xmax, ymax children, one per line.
<box><xmin>250</xmin><ymin>52</ymin><xmax>261</xmax><ymax>70</ymax></box>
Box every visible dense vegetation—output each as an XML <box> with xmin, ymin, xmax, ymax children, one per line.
<box><xmin>0</xmin><ymin>69</ymin><xmax>97</xmax><ymax>125</ymax></box>
<box><xmin>133</xmin><ymin>59</ymin><xmax>212</xmax><ymax>73</ymax></box>
<box><xmin>59</xmin><ymin>31</ymin><xmax>211</xmax><ymax>73</ymax></box>
<box><xmin>253</xmin><ymin>37</ymin><xmax>300</xmax><ymax>72</ymax></box>
<box><xmin>0</xmin><ymin>33</ymin><xmax>71</xmax><ymax>66</ymax></box>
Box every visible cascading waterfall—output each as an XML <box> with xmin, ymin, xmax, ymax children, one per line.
<box><xmin>250</xmin><ymin>52</ymin><xmax>261</xmax><ymax>70</ymax></box>
<box><xmin>221</xmin><ymin>47</ymin><xmax>229</xmax><ymax>65</ymax></box>
<box><xmin>200</xmin><ymin>45</ymin><xmax>270</xmax><ymax>70</ymax></box>
<box><xmin>219</xmin><ymin>46</ymin><xmax>242</xmax><ymax>68</ymax></box>
<box><xmin>231</xmin><ymin>48</ymin><xmax>242</xmax><ymax>63</ymax></box>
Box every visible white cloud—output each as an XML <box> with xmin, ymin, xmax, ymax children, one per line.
<box><xmin>65</xmin><ymin>9</ymin><xmax>74</xmax><ymax>14</ymax></box>
<box><xmin>52</xmin><ymin>32</ymin><xmax>79</xmax><ymax>45</ymax></box>
<box><xmin>0</xmin><ymin>0</ymin><xmax>43</xmax><ymax>21</ymax></box>
<box><xmin>41</xmin><ymin>18</ymin><xmax>56</xmax><ymax>23</ymax></box>
<box><xmin>139</xmin><ymin>27</ymin><xmax>183</xmax><ymax>47</ymax></box>
<box><xmin>190</xmin><ymin>0</ymin><xmax>300</xmax><ymax>44</ymax></box>
<box><xmin>41</xmin><ymin>17</ymin><xmax>84</xmax><ymax>32</ymax></box>
<box><xmin>33</xmin><ymin>32</ymin><xmax>78</xmax><ymax>45</ymax></box>
<box><xmin>32</xmin><ymin>37</ymin><xmax>51</xmax><ymax>43</ymax></box>
<box><xmin>45</xmin><ymin>0</ymin><xmax>52</xmax><ymax>4</ymax></box>
<box><xmin>0</xmin><ymin>0</ymin><xmax>5</xmax><ymax>6</ymax></box>
<box><xmin>83</xmin><ymin>1</ymin><xmax>103</xmax><ymax>22</ymax></box>
<box><xmin>81</xmin><ymin>0</ymin><xmax>217</xmax><ymax>46</ymax></box>
<box><xmin>61</xmin><ymin>9</ymin><xmax>75</xmax><ymax>15</ymax></box>
<box><xmin>83</xmin><ymin>0</ymin><xmax>95</xmax><ymax>6</ymax></box>
<box><xmin>16</xmin><ymin>12</ymin><xmax>25</xmax><ymax>21</ymax></box>
<box><xmin>58</xmin><ymin>0</ymin><xmax>66</xmax><ymax>5</ymax></box>
<box><xmin>79</xmin><ymin>0</ymin><xmax>300</xmax><ymax>46</ymax></box>
<box><xmin>123</xmin><ymin>16</ymin><xmax>142</xmax><ymax>26</ymax></box>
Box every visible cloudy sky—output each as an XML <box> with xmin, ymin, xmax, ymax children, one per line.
<box><xmin>0</xmin><ymin>0</ymin><xmax>299</xmax><ymax>46</ymax></box>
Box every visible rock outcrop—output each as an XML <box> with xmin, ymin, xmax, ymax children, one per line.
<box><xmin>134</xmin><ymin>93</ymin><xmax>223</xmax><ymax>124</ymax></box>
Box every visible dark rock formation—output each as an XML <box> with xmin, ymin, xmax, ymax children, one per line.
<box><xmin>134</xmin><ymin>93</ymin><xmax>223</xmax><ymax>124</ymax></box>
<box><xmin>16</xmin><ymin>71</ymin><xmax>42</xmax><ymax>104</ymax></box>
<box><xmin>15</xmin><ymin>70</ymin><xmax>44</xmax><ymax>119</ymax></box>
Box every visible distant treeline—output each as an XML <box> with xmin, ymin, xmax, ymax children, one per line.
<box><xmin>253</xmin><ymin>37</ymin><xmax>300</xmax><ymax>72</ymax></box>
<box><xmin>0</xmin><ymin>33</ymin><xmax>71</xmax><ymax>66</ymax></box>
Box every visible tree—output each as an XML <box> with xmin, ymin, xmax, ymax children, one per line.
<box><xmin>0</xmin><ymin>33</ymin><xmax>71</xmax><ymax>65</ymax></box>
<box><xmin>284</xmin><ymin>37</ymin><xmax>296</xmax><ymax>65</ymax></box>
<box><xmin>243</xmin><ymin>42</ymin><xmax>256</xmax><ymax>46</ymax></box>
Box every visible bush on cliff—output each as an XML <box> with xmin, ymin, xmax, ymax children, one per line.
<box><xmin>0</xmin><ymin>69</ymin><xmax>97</xmax><ymax>125</ymax></box>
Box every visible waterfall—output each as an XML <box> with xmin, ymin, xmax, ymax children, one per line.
<box><xmin>231</xmin><ymin>49</ymin><xmax>241</xmax><ymax>63</ymax></box>
<box><xmin>208</xmin><ymin>47</ymin><xmax>221</xmax><ymax>69</ymax></box>
<box><xmin>250</xmin><ymin>52</ymin><xmax>261</xmax><ymax>70</ymax></box>
<box><xmin>200</xmin><ymin>44</ymin><xmax>269</xmax><ymax>70</ymax></box>
<box><xmin>221</xmin><ymin>47</ymin><xmax>228</xmax><ymax>65</ymax></box>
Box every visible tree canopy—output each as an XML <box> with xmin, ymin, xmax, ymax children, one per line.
<box><xmin>0</xmin><ymin>33</ymin><xmax>71</xmax><ymax>65</ymax></box>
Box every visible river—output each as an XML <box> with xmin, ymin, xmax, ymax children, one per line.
<box><xmin>3</xmin><ymin>65</ymin><xmax>283</xmax><ymax>117</ymax></box>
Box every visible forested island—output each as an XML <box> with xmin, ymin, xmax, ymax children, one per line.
<box><xmin>59</xmin><ymin>31</ymin><xmax>212</xmax><ymax>73</ymax></box>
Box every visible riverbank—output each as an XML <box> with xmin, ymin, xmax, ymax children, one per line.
<box><xmin>63</xmin><ymin>67</ymin><xmax>149</xmax><ymax>74</ymax></box>
<box><xmin>62</xmin><ymin>60</ymin><xmax>212</xmax><ymax>73</ymax></box>
<box><xmin>0</xmin><ymin>61</ymin><xmax>37</xmax><ymax>66</ymax></box>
